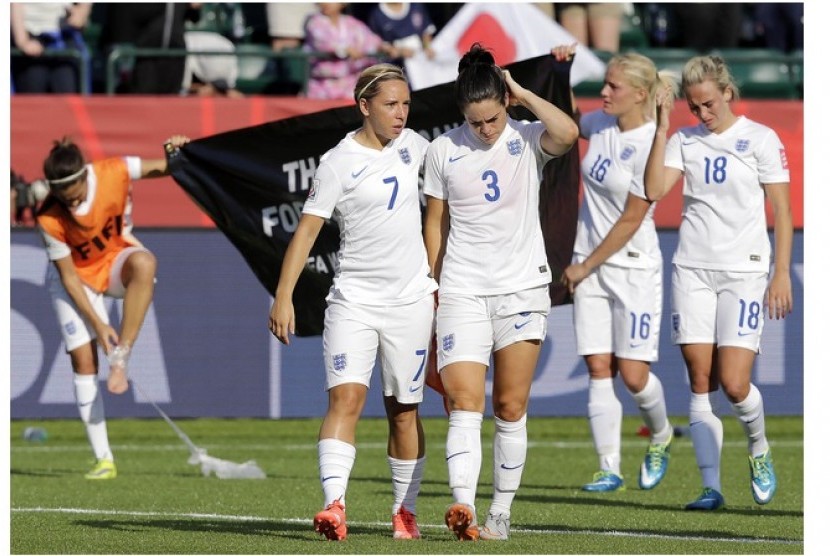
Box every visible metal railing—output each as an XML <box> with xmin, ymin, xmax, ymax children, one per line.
<box><xmin>105</xmin><ymin>45</ymin><xmax>362</xmax><ymax>96</ymax></box>
<box><xmin>10</xmin><ymin>48</ymin><xmax>91</xmax><ymax>95</ymax></box>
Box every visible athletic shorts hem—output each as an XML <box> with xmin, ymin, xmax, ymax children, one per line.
<box><xmin>673</xmin><ymin>336</ymin><xmax>716</xmax><ymax>346</ymax></box>
<box><xmin>613</xmin><ymin>350</ymin><xmax>658</xmax><ymax>362</ymax></box>
<box><xmin>385</xmin><ymin>392</ymin><xmax>425</xmax><ymax>405</ymax></box>
<box><xmin>710</xmin><ymin>340</ymin><xmax>760</xmax><ymax>353</ymax></box>
<box><xmin>439</xmin><ymin>354</ymin><xmax>490</xmax><ymax>370</ymax></box>
<box><xmin>494</xmin><ymin>332</ymin><xmax>545</xmax><ymax>352</ymax></box>
<box><xmin>326</xmin><ymin>376</ymin><xmax>371</xmax><ymax>391</ymax></box>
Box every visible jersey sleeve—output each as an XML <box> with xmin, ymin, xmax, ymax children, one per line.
<box><xmin>302</xmin><ymin>160</ymin><xmax>342</xmax><ymax>219</ymax></box>
<box><xmin>38</xmin><ymin>225</ymin><xmax>71</xmax><ymax>261</ymax></box>
<box><xmin>422</xmin><ymin>139</ymin><xmax>447</xmax><ymax>200</ymax></box>
<box><xmin>124</xmin><ymin>156</ymin><xmax>142</xmax><ymax>180</ymax></box>
<box><xmin>412</xmin><ymin>131</ymin><xmax>430</xmax><ymax>174</ymax></box>
<box><xmin>524</xmin><ymin>120</ymin><xmax>554</xmax><ymax>164</ymax></box>
<box><xmin>756</xmin><ymin>129</ymin><xmax>790</xmax><ymax>184</ymax></box>
<box><xmin>578</xmin><ymin>110</ymin><xmax>601</xmax><ymax>139</ymax></box>
<box><xmin>629</xmin><ymin>150</ymin><xmax>649</xmax><ymax>201</ymax></box>
<box><xmin>664</xmin><ymin>131</ymin><xmax>684</xmax><ymax>170</ymax></box>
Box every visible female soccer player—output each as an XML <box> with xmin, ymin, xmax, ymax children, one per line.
<box><xmin>423</xmin><ymin>43</ymin><xmax>578</xmax><ymax>540</ymax></box>
<box><xmin>554</xmin><ymin>45</ymin><xmax>677</xmax><ymax>493</ymax></box>
<box><xmin>644</xmin><ymin>55</ymin><xmax>793</xmax><ymax>510</ymax></box>
<box><xmin>268</xmin><ymin>63</ymin><xmax>437</xmax><ymax>540</ymax></box>
<box><xmin>37</xmin><ymin>134</ymin><xmax>190</xmax><ymax>479</ymax></box>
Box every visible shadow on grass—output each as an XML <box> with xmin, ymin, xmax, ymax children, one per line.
<box><xmin>73</xmin><ymin>518</ymin><xmax>380</xmax><ymax>541</ymax></box>
<box><xmin>519</xmin><ymin>521</ymin><xmax>803</xmax><ymax>544</ymax></box>
<box><xmin>519</xmin><ymin>490</ymin><xmax>804</xmax><ymax>519</ymax></box>
<box><xmin>11</xmin><ymin>467</ymin><xmax>79</xmax><ymax>478</ymax></box>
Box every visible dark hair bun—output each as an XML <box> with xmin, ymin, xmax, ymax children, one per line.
<box><xmin>458</xmin><ymin>43</ymin><xmax>495</xmax><ymax>74</ymax></box>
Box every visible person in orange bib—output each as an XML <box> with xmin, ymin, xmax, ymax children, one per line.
<box><xmin>36</xmin><ymin>134</ymin><xmax>189</xmax><ymax>479</ymax></box>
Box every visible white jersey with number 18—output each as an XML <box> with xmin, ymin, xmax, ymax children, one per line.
<box><xmin>665</xmin><ymin>116</ymin><xmax>790</xmax><ymax>271</ymax></box>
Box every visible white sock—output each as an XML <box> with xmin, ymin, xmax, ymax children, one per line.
<box><xmin>318</xmin><ymin>438</ymin><xmax>356</xmax><ymax>508</ymax></box>
<box><xmin>588</xmin><ymin>378</ymin><xmax>622</xmax><ymax>474</ymax></box>
<box><xmin>73</xmin><ymin>374</ymin><xmax>113</xmax><ymax>461</ymax></box>
<box><xmin>446</xmin><ymin>410</ymin><xmax>483</xmax><ymax>509</ymax></box>
<box><xmin>731</xmin><ymin>384</ymin><xmax>769</xmax><ymax>457</ymax></box>
<box><xmin>630</xmin><ymin>373</ymin><xmax>672</xmax><ymax>444</ymax></box>
<box><xmin>490</xmin><ymin>414</ymin><xmax>527</xmax><ymax>517</ymax></box>
<box><xmin>388</xmin><ymin>456</ymin><xmax>424</xmax><ymax>515</ymax></box>
<box><xmin>689</xmin><ymin>391</ymin><xmax>723</xmax><ymax>492</ymax></box>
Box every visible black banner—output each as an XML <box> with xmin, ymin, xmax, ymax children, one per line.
<box><xmin>170</xmin><ymin>54</ymin><xmax>580</xmax><ymax>336</ymax></box>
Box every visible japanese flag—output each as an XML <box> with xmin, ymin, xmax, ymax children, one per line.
<box><xmin>405</xmin><ymin>2</ymin><xmax>607</xmax><ymax>90</ymax></box>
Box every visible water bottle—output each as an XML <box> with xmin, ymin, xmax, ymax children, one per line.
<box><xmin>23</xmin><ymin>426</ymin><xmax>48</xmax><ymax>442</ymax></box>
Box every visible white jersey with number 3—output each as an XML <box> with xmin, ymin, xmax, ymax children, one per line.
<box><xmin>665</xmin><ymin>116</ymin><xmax>789</xmax><ymax>271</ymax></box>
<box><xmin>423</xmin><ymin>117</ymin><xmax>554</xmax><ymax>295</ymax></box>
<box><xmin>302</xmin><ymin>128</ymin><xmax>437</xmax><ymax>305</ymax></box>
<box><xmin>575</xmin><ymin>111</ymin><xmax>660</xmax><ymax>269</ymax></box>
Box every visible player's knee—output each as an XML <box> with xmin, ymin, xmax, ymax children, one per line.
<box><xmin>492</xmin><ymin>400</ymin><xmax>527</xmax><ymax>422</ymax></box>
<box><xmin>125</xmin><ymin>251</ymin><xmax>158</xmax><ymax>283</ymax></box>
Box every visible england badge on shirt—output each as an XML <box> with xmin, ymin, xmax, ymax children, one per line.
<box><xmin>399</xmin><ymin>147</ymin><xmax>412</xmax><ymax>165</ymax></box>
<box><xmin>507</xmin><ymin>139</ymin><xmax>522</xmax><ymax>156</ymax></box>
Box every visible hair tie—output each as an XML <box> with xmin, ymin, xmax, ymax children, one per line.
<box><xmin>47</xmin><ymin>167</ymin><xmax>87</xmax><ymax>186</ymax></box>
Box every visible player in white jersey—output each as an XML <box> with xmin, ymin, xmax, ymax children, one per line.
<box><xmin>645</xmin><ymin>55</ymin><xmax>793</xmax><ymax>511</ymax></box>
<box><xmin>423</xmin><ymin>44</ymin><xmax>578</xmax><ymax>541</ymax></box>
<box><xmin>268</xmin><ymin>64</ymin><xmax>437</xmax><ymax>541</ymax></box>
<box><xmin>553</xmin><ymin>46</ymin><xmax>678</xmax><ymax>494</ymax></box>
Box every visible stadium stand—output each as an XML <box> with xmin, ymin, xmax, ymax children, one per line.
<box><xmin>11</xmin><ymin>3</ymin><xmax>804</xmax><ymax>101</ymax></box>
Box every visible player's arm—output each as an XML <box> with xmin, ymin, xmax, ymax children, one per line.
<box><xmin>502</xmin><ymin>69</ymin><xmax>579</xmax><ymax>157</ymax></box>
<box><xmin>269</xmin><ymin>214</ymin><xmax>326</xmax><ymax>344</ymax></box>
<box><xmin>764</xmin><ymin>181</ymin><xmax>793</xmax><ymax>320</ymax></box>
<box><xmin>550</xmin><ymin>43</ymin><xmax>580</xmax><ymax>126</ymax></box>
<box><xmin>644</xmin><ymin>89</ymin><xmax>682</xmax><ymax>201</ymax></box>
<box><xmin>562</xmin><ymin>193</ymin><xmax>652</xmax><ymax>293</ymax></box>
<box><xmin>139</xmin><ymin>135</ymin><xmax>191</xmax><ymax>178</ymax></box>
<box><xmin>423</xmin><ymin>195</ymin><xmax>449</xmax><ymax>284</ymax></box>
<box><xmin>53</xmin><ymin>256</ymin><xmax>119</xmax><ymax>353</ymax></box>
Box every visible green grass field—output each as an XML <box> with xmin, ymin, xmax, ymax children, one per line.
<box><xmin>11</xmin><ymin>415</ymin><xmax>804</xmax><ymax>554</ymax></box>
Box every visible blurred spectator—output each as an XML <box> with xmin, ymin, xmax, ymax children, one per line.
<box><xmin>555</xmin><ymin>3</ymin><xmax>623</xmax><ymax>53</ymax></box>
<box><xmin>266</xmin><ymin>2</ymin><xmax>315</xmax><ymax>51</ymax></box>
<box><xmin>187</xmin><ymin>3</ymin><xmax>248</xmax><ymax>43</ymax></box>
<box><xmin>303</xmin><ymin>3</ymin><xmax>395</xmax><ymax>100</ymax></box>
<box><xmin>182</xmin><ymin>30</ymin><xmax>244</xmax><ymax>97</ymax></box>
<box><xmin>754</xmin><ymin>3</ymin><xmax>803</xmax><ymax>52</ymax></box>
<box><xmin>10</xmin><ymin>2</ymin><xmax>92</xmax><ymax>93</ymax></box>
<box><xmin>101</xmin><ymin>3</ymin><xmax>197</xmax><ymax>94</ymax></box>
<box><xmin>367</xmin><ymin>2</ymin><xmax>437</xmax><ymax>66</ymax></box>
<box><xmin>671</xmin><ymin>3</ymin><xmax>743</xmax><ymax>51</ymax></box>
<box><xmin>10</xmin><ymin>171</ymin><xmax>49</xmax><ymax>226</ymax></box>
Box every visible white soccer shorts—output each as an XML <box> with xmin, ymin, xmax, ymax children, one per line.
<box><xmin>573</xmin><ymin>261</ymin><xmax>662</xmax><ymax>361</ymax></box>
<box><xmin>435</xmin><ymin>285</ymin><xmax>550</xmax><ymax>369</ymax></box>
<box><xmin>322</xmin><ymin>293</ymin><xmax>435</xmax><ymax>404</ymax></box>
<box><xmin>48</xmin><ymin>246</ymin><xmax>148</xmax><ymax>352</ymax></box>
<box><xmin>670</xmin><ymin>264</ymin><xmax>768</xmax><ymax>351</ymax></box>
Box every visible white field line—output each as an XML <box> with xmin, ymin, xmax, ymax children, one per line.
<box><xmin>10</xmin><ymin>506</ymin><xmax>802</xmax><ymax>546</ymax></box>
<box><xmin>10</xmin><ymin>438</ymin><xmax>805</xmax><ymax>453</ymax></box>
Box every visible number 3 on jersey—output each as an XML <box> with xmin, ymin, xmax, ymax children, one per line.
<box><xmin>483</xmin><ymin>170</ymin><xmax>500</xmax><ymax>202</ymax></box>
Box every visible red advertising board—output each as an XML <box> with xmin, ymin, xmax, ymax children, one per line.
<box><xmin>10</xmin><ymin>95</ymin><xmax>802</xmax><ymax>228</ymax></box>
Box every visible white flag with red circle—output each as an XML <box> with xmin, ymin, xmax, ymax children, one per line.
<box><xmin>405</xmin><ymin>3</ymin><xmax>606</xmax><ymax>90</ymax></box>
